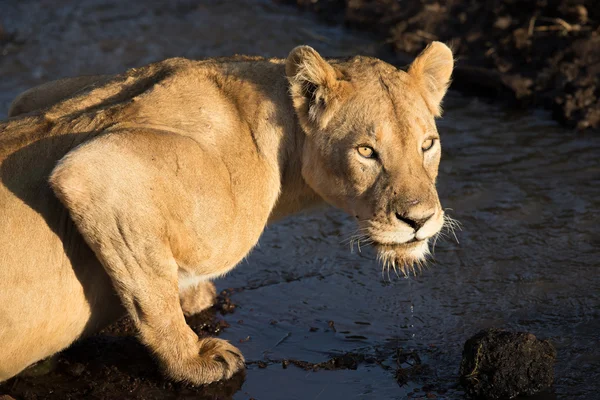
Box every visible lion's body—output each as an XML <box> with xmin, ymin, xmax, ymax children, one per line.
<box><xmin>0</xmin><ymin>57</ymin><xmax>304</xmax><ymax>380</ymax></box>
<box><xmin>0</xmin><ymin>44</ymin><xmax>453</xmax><ymax>383</ymax></box>
<box><xmin>0</xmin><ymin>126</ymin><xmax>115</xmax><ymax>377</ymax></box>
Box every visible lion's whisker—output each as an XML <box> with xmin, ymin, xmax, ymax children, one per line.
<box><xmin>431</xmin><ymin>232</ymin><xmax>441</xmax><ymax>254</ymax></box>
<box><xmin>392</xmin><ymin>260</ymin><xmax>400</xmax><ymax>279</ymax></box>
<box><xmin>341</xmin><ymin>233</ymin><xmax>370</xmax><ymax>245</ymax></box>
<box><xmin>442</xmin><ymin>214</ymin><xmax>462</xmax><ymax>244</ymax></box>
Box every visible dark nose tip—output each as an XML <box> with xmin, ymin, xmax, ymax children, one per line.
<box><xmin>395</xmin><ymin>212</ymin><xmax>434</xmax><ymax>231</ymax></box>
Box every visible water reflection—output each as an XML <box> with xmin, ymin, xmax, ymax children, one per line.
<box><xmin>0</xmin><ymin>0</ymin><xmax>598</xmax><ymax>398</ymax></box>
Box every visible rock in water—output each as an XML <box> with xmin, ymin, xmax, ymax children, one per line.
<box><xmin>460</xmin><ymin>329</ymin><xmax>556</xmax><ymax>399</ymax></box>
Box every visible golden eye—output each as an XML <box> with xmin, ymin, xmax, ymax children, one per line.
<box><xmin>357</xmin><ymin>146</ymin><xmax>375</xmax><ymax>158</ymax></box>
<box><xmin>422</xmin><ymin>139</ymin><xmax>435</xmax><ymax>151</ymax></box>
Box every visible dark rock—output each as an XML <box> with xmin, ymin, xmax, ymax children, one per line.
<box><xmin>460</xmin><ymin>328</ymin><xmax>556</xmax><ymax>400</ymax></box>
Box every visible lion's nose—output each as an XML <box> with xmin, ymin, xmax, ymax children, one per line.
<box><xmin>395</xmin><ymin>211</ymin><xmax>433</xmax><ymax>231</ymax></box>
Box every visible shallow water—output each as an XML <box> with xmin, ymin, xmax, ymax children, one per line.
<box><xmin>1</xmin><ymin>0</ymin><xmax>599</xmax><ymax>399</ymax></box>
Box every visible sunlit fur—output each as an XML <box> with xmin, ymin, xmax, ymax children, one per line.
<box><xmin>288</xmin><ymin>42</ymin><xmax>454</xmax><ymax>275</ymax></box>
<box><xmin>345</xmin><ymin>212</ymin><xmax>461</xmax><ymax>278</ymax></box>
<box><xmin>0</xmin><ymin>42</ymin><xmax>453</xmax><ymax>383</ymax></box>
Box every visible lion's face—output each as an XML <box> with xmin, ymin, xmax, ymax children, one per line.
<box><xmin>286</xmin><ymin>43</ymin><xmax>453</xmax><ymax>273</ymax></box>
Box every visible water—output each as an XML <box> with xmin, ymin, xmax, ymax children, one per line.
<box><xmin>1</xmin><ymin>0</ymin><xmax>599</xmax><ymax>398</ymax></box>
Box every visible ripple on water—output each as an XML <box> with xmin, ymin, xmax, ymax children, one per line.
<box><xmin>1</xmin><ymin>1</ymin><xmax>599</xmax><ymax>398</ymax></box>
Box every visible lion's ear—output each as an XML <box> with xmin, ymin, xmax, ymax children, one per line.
<box><xmin>408</xmin><ymin>42</ymin><xmax>454</xmax><ymax>117</ymax></box>
<box><xmin>286</xmin><ymin>46</ymin><xmax>341</xmax><ymax>131</ymax></box>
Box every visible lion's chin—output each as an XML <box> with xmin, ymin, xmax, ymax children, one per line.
<box><xmin>374</xmin><ymin>239</ymin><xmax>430</xmax><ymax>277</ymax></box>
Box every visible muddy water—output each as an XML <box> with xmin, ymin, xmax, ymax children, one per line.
<box><xmin>1</xmin><ymin>0</ymin><xmax>599</xmax><ymax>399</ymax></box>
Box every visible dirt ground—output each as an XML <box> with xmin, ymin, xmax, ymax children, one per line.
<box><xmin>0</xmin><ymin>0</ymin><xmax>599</xmax><ymax>399</ymax></box>
<box><xmin>283</xmin><ymin>0</ymin><xmax>600</xmax><ymax>130</ymax></box>
<box><xmin>0</xmin><ymin>292</ymin><xmax>246</xmax><ymax>400</ymax></box>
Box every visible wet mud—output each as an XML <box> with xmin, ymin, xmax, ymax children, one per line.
<box><xmin>2</xmin><ymin>292</ymin><xmax>246</xmax><ymax>400</ymax></box>
<box><xmin>285</xmin><ymin>0</ymin><xmax>600</xmax><ymax>130</ymax></box>
<box><xmin>460</xmin><ymin>329</ymin><xmax>556</xmax><ymax>399</ymax></box>
<box><xmin>1</xmin><ymin>0</ymin><xmax>599</xmax><ymax>399</ymax></box>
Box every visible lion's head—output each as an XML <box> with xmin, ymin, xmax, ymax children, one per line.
<box><xmin>286</xmin><ymin>42</ymin><xmax>454</xmax><ymax>275</ymax></box>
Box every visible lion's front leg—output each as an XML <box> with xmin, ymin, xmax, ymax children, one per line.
<box><xmin>49</xmin><ymin>130</ymin><xmax>245</xmax><ymax>384</ymax></box>
<box><xmin>180</xmin><ymin>280</ymin><xmax>217</xmax><ymax>316</ymax></box>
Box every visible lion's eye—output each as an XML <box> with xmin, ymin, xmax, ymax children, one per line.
<box><xmin>422</xmin><ymin>139</ymin><xmax>435</xmax><ymax>152</ymax></box>
<box><xmin>357</xmin><ymin>146</ymin><xmax>375</xmax><ymax>158</ymax></box>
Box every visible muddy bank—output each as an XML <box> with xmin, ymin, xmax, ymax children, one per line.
<box><xmin>0</xmin><ymin>292</ymin><xmax>245</xmax><ymax>400</ymax></box>
<box><xmin>283</xmin><ymin>0</ymin><xmax>600</xmax><ymax>130</ymax></box>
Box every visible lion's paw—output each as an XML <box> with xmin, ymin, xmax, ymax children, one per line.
<box><xmin>165</xmin><ymin>338</ymin><xmax>245</xmax><ymax>385</ymax></box>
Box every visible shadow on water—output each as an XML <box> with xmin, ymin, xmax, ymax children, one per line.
<box><xmin>1</xmin><ymin>0</ymin><xmax>599</xmax><ymax>399</ymax></box>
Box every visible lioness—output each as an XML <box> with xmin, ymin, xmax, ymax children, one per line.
<box><xmin>0</xmin><ymin>42</ymin><xmax>453</xmax><ymax>384</ymax></box>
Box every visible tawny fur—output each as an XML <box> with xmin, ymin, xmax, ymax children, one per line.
<box><xmin>0</xmin><ymin>43</ymin><xmax>453</xmax><ymax>384</ymax></box>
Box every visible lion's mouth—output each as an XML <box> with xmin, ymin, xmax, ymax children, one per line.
<box><xmin>370</xmin><ymin>237</ymin><xmax>430</xmax><ymax>276</ymax></box>
<box><xmin>353</xmin><ymin>223</ymin><xmax>437</xmax><ymax>275</ymax></box>
<box><xmin>370</xmin><ymin>237</ymin><xmax>423</xmax><ymax>249</ymax></box>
